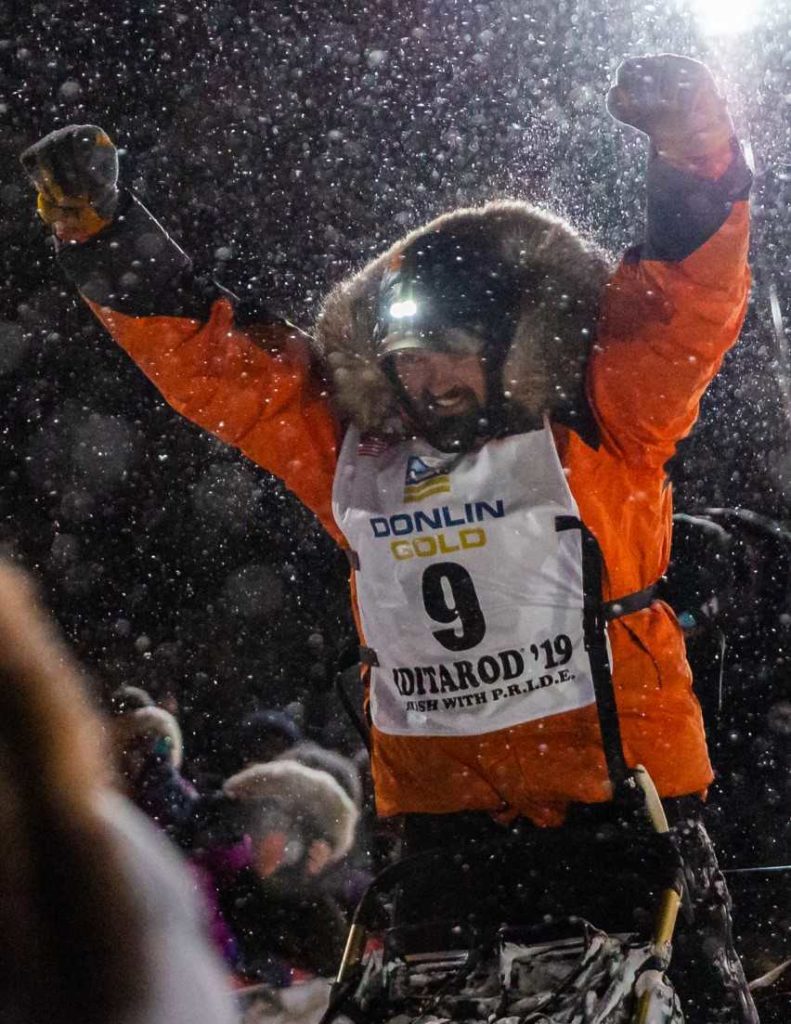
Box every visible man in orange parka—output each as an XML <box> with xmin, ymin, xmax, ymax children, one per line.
<box><xmin>22</xmin><ymin>55</ymin><xmax>756</xmax><ymax>1020</ymax></box>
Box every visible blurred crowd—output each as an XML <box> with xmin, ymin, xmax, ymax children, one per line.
<box><xmin>0</xmin><ymin>556</ymin><xmax>378</xmax><ymax>1024</ymax></box>
<box><xmin>110</xmin><ymin>681</ymin><xmax>375</xmax><ymax>985</ymax></box>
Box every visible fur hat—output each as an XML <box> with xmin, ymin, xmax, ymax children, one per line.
<box><xmin>109</xmin><ymin>685</ymin><xmax>154</xmax><ymax>714</ymax></box>
<box><xmin>223</xmin><ymin>760</ymin><xmax>359</xmax><ymax>864</ymax></box>
<box><xmin>276</xmin><ymin>741</ymin><xmax>363</xmax><ymax>809</ymax></box>
<box><xmin>112</xmin><ymin>706</ymin><xmax>183</xmax><ymax>769</ymax></box>
<box><xmin>314</xmin><ymin>200</ymin><xmax>613</xmax><ymax>435</ymax></box>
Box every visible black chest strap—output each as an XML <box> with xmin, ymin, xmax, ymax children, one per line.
<box><xmin>603</xmin><ymin>583</ymin><xmax>658</xmax><ymax>621</ymax></box>
<box><xmin>556</xmin><ymin>515</ymin><xmax>659</xmax><ymax>790</ymax></box>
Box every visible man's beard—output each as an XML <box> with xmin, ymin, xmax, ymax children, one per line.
<box><xmin>411</xmin><ymin>390</ymin><xmax>485</xmax><ymax>452</ymax></box>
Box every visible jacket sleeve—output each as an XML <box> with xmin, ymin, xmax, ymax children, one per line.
<box><xmin>589</xmin><ymin>142</ymin><xmax>752</xmax><ymax>463</ymax></box>
<box><xmin>56</xmin><ymin>191</ymin><xmax>344</xmax><ymax>544</ymax></box>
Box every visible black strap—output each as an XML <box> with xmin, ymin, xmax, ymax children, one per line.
<box><xmin>554</xmin><ymin>523</ymin><xmax>660</xmax><ymax>626</ymax></box>
<box><xmin>359</xmin><ymin>646</ymin><xmax>379</xmax><ymax>667</ymax></box>
<box><xmin>603</xmin><ymin>583</ymin><xmax>657</xmax><ymax>621</ymax></box>
<box><xmin>556</xmin><ymin>515</ymin><xmax>631</xmax><ymax>788</ymax></box>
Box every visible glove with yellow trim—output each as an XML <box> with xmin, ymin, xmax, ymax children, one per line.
<box><xmin>20</xmin><ymin>124</ymin><xmax>119</xmax><ymax>242</ymax></box>
<box><xmin>607</xmin><ymin>54</ymin><xmax>734</xmax><ymax>174</ymax></box>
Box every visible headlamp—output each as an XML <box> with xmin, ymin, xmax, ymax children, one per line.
<box><xmin>374</xmin><ymin>230</ymin><xmax>520</xmax><ymax>363</ymax></box>
<box><xmin>389</xmin><ymin>299</ymin><xmax>418</xmax><ymax>319</ymax></box>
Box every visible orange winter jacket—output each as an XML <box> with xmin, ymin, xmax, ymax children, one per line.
<box><xmin>59</xmin><ymin>149</ymin><xmax>751</xmax><ymax>825</ymax></box>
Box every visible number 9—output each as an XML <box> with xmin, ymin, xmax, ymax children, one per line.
<box><xmin>421</xmin><ymin>562</ymin><xmax>487</xmax><ymax>652</ymax></box>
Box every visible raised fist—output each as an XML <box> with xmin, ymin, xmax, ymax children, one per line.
<box><xmin>607</xmin><ymin>54</ymin><xmax>733</xmax><ymax>171</ymax></box>
<box><xmin>20</xmin><ymin>124</ymin><xmax>119</xmax><ymax>242</ymax></box>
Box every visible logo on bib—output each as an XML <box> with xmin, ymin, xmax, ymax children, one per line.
<box><xmin>404</xmin><ymin>455</ymin><xmax>451</xmax><ymax>503</ymax></box>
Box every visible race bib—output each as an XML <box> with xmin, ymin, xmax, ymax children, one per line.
<box><xmin>332</xmin><ymin>423</ymin><xmax>597</xmax><ymax>736</ymax></box>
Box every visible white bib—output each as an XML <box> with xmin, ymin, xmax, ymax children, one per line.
<box><xmin>331</xmin><ymin>422</ymin><xmax>597</xmax><ymax>737</ymax></box>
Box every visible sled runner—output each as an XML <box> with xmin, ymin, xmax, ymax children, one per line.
<box><xmin>320</xmin><ymin>806</ymin><xmax>686</xmax><ymax>1024</ymax></box>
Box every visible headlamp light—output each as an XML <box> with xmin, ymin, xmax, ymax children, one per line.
<box><xmin>374</xmin><ymin>230</ymin><xmax>520</xmax><ymax>363</ymax></box>
<box><xmin>388</xmin><ymin>299</ymin><xmax>418</xmax><ymax>319</ymax></box>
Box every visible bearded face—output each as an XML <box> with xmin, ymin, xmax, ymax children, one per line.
<box><xmin>389</xmin><ymin>349</ymin><xmax>488</xmax><ymax>451</ymax></box>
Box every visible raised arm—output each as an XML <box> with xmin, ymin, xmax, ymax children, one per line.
<box><xmin>21</xmin><ymin>126</ymin><xmax>343</xmax><ymax>543</ymax></box>
<box><xmin>590</xmin><ymin>55</ymin><xmax>752</xmax><ymax>463</ymax></box>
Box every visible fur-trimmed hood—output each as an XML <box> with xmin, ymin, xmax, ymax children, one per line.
<box><xmin>112</xmin><ymin>705</ymin><xmax>184</xmax><ymax>769</ymax></box>
<box><xmin>276</xmin><ymin>741</ymin><xmax>362</xmax><ymax>809</ymax></box>
<box><xmin>223</xmin><ymin>760</ymin><xmax>358</xmax><ymax>864</ymax></box>
<box><xmin>315</xmin><ymin>200</ymin><xmax>614</xmax><ymax>435</ymax></box>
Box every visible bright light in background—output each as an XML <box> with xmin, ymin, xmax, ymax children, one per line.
<box><xmin>690</xmin><ymin>0</ymin><xmax>763</xmax><ymax>35</ymax></box>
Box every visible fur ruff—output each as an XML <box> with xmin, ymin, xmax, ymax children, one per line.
<box><xmin>314</xmin><ymin>200</ymin><xmax>614</xmax><ymax>435</ymax></box>
<box><xmin>276</xmin><ymin>740</ymin><xmax>363</xmax><ymax>808</ymax></box>
<box><xmin>223</xmin><ymin>760</ymin><xmax>359</xmax><ymax>863</ymax></box>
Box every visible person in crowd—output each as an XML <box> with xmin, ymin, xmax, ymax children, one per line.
<box><xmin>0</xmin><ymin>559</ymin><xmax>236</xmax><ymax>1024</ymax></box>
<box><xmin>21</xmin><ymin>53</ymin><xmax>755</xmax><ymax>1020</ymax></box>
<box><xmin>278</xmin><ymin>740</ymin><xmax>363</xmax><ymax>810</ymax></box>
<box><xmin>111</xmin><ymin>699</ymin><xmax>198</xmax><ymax>837</ymax></box>
<box><xmin>191</xmin><ymin>758</ymin><xmax>359</xmax><ymax>981</ymax></box>
<box><xmin>276</xmin><ymin>741</ymin><xmax>373</xmax><ymax>910</ymax></box>
<box><xmin>110</xmin><ymin>683</ymin><xmax>156</xmax><ymax>714</ymax></box>
<box><xmin>232</xmin><ymin>707</ymin><xmax>303</xmax><ymax>772</ymax></box>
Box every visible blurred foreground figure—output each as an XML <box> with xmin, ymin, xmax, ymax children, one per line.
<box><xmin>0</xmin><ymin>561</ymin><xmax>236</xmax><ymax>1024</ymax></box>
<box><xmin>23</xmin><ymin>55</ymin><xmax>755</xmax><ymax>1020</ymax></box>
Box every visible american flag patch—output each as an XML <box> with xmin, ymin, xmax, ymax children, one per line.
<box><xmin>357</xmin><ymin>437</ymin><xmax>391</xmax><ymax>457</ymax></box>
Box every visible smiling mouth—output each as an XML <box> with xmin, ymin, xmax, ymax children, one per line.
<box><xmin>426</xmin><ymin>389</ymin><xmax>472</xmax><ymax>413</ymax></box>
